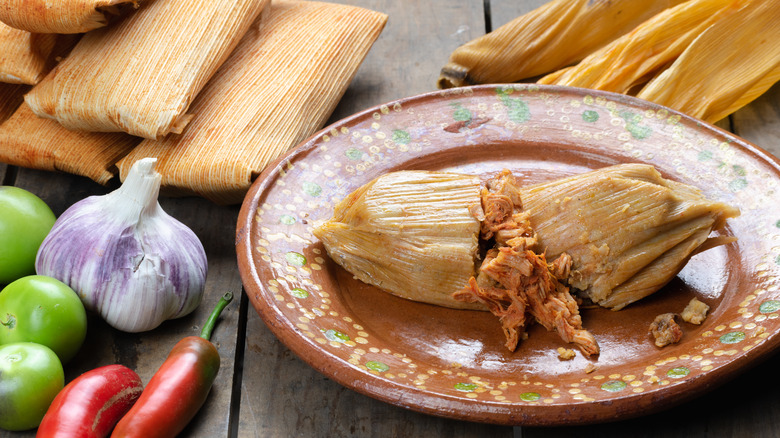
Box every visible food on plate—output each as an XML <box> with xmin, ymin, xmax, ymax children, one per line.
<box><xmin>0</xmin><ymin>83</ymin><xmax>27</xmax><ymax>123</ymax></box>
<box><xmin>557</xmin><ymin>347</ymin><xmax>576</xmax><ymax>361</ymax></box>
<box><xmin>649</xmin><ymin>313</ymin><xmax>683</xmax><ymax>347</ymax></box>
<box><xmin>681</xmin><ymin>297</ymin><xmax>710</xmax><ymax>324</ymax></box>
<box><xmin>0</xmin><ymin>0</ymin><xmax>138</xmax><ymax>33</ymax></box>
<box><xmin>636</xmin><ymin>0</ymin><xmax>780</xmax><ymax>124</ymax></box>
<box><xmin>111</xmin><ymin>293</ymin><xmax>233</xmax><ymax>438</ymax></box>
<box><xmin>0</xmin><ymin>342</ymin><xmax>64</xmax><ymax>431</ymax></box>
<box><xmin>35</xmin><ymin>158</ymin><xmax>207</xmax><ymax>333</ymax></box>
<box><xmin>437</xmin><ymin>0</ymin><xmax>686</xmax><ymax>88</ymax></box>
<box><xmin>315</xmin><ymin>165</ymin><xmax>739</xmax><ymax>353</ymax></box>
<box><xmin>0</xmin><ymin>186</ymin><xmax>55</xmax><ymax>284</ymax></box>
<box><xmin>538</xmin><ymin>0</ymin><xmax>742</xmax><ymax>94</ymax></box>
<box><xmin>116</xmin><ymin>0</ymin><xmax>388</xmax><ymax>204</ymax></box>
<box><xmin>0</xmin><ymin>103</ymin><xmax>140</xmax><ymax>185</ymax></box>
<box><xmin>453</xmin><ymin>170</ymin><xmax>598</xmax><ymax>355</ymax></box>
<box><xmin>37</xmin><ymin>364</ymin><xmax>143</xmax><ymax>438</ymax></box>
<box><xmin>0</xmin><ymin>275</ymin><xmax>87</xmax><ymax>363</ymax></box>
<box><xmin>24</xmin><ymin>0</ymin><xmax>269</xmax><ymax>140</ymax></box>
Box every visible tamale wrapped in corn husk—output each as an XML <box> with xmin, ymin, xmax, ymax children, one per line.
<box><xmin>315</xmin><ymin>164</ymin><xmax>739</xmax><ymax>312</ymax></box>
<box><xmin>0</xmin><ymin>21</ymin><xmax>57</xmax><ymax>85</ymax></box>
<box><xmin>314</xmin><ymin>171</ymin><xmax>485</xmax><ymax>310</ymax></box>
<box><xmin>0</xmin><ymin>0</ymin><xmax>138</xmax><ymax>34</ymax></box>
<box><xmin>0</xmin><ymin>103</ymin><xmax>139</xmax><ymax>184</ymax></box>
<box><xmin>437</xmin><ymin>0</ymin><xmax>688</xmax><ymax>89</ymax></box>
<box><xmin>116</xmin><ymin>0</ymin><xmax>388</xmax><ymax>204</ymax></box>
<box><xmin>538</xmin><ymin>0</ymin><xmax>743</xmax><ymax>94</ymax></box>
<box><xmin>519</xmin><ymin>164</ymin><xmax>739</xmax><ymax>310</ymax></box>
<box><xmin>24</xmin><ymin>0</ymin><xmax>269</xmax><ymax>140</ymax></box>
<box><xmin>637</xmin><ymin>0</ymin><xmax>780</xmax><ymax>124</ymax></box>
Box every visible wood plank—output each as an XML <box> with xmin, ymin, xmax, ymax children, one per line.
<box><xmin>236</xmin><ymin>0</ymin><xmax>514</xmax><ymax>436</ymax></box>
<box><xmin>732</xmin><ymin>83</ymin><xmax>780</xmax><ymax>160</ymax></box>
<box><xmin>0</xmin><ymin>168</ymin><xmax>243</xmax><ymax>438</ymax></box>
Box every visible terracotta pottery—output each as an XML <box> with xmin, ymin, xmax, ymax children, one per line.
<box><xmin>236</xmin><ymin>84</ymin><xmax>780</xmax><ymax>426</ymax></box>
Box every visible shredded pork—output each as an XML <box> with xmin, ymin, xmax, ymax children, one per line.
<box><xmin>453</xmin><ymin>170</ymin><xmax>600</xmax><ymax>357</ymax></box>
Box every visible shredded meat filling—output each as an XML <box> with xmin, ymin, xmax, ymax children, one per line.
<box><xmin>453</xmin><ymin>170</ymin><xmax>600</xmax><ymax>357</ymax></box>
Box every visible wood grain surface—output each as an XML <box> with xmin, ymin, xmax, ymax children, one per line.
<box><xmin>1</xmin><ymin>0</ymin><xmax>779</xmax><ymax>437</ymax></box>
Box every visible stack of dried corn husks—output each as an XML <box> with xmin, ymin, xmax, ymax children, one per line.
<box><xmin>439</xmin><ymin>0</ymin><xmax>780</xmax><ymax>125</ymax></box>
<box><xmin>0</xmin><ymin>0</ymin><xmax>387</xmax><ymax>204</ymax></box>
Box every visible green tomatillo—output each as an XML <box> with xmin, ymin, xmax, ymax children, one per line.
<box><xmin>0</xmin><ymin>342</ymin><xmax>64</xmax><ymax>431</ymax></box>
<box><xmin>0</xmin><ymin>275</ymin><xmax>87</xmax><ymax>363</ymax></box>
<box><xmin>0</xmin><ymin>186</ymin><xmax>56</xmax><ymax>285</ymax></box>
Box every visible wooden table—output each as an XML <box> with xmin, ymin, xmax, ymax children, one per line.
<box><xmin>3</xmin><ymin>1</ymin><xmax>780</xmax><ymax>437</ymax></box>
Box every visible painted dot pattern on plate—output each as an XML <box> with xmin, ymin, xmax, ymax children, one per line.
<box><xmin>245</xmin><ymin>85</ymin><xmax>780</xmax><ymax>414</ymax></box>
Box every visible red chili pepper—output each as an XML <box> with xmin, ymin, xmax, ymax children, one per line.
<box><xmin>36</xmin><ymin>364</ymin><xmax>143</xmax><ymax>438</ymax></box>
<box><xmin>110</xmin><ymin>292</ymin><xmax>233</xmax><ymax>438</ymax></box>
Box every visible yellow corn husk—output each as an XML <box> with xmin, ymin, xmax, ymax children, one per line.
<box><xmin>637</xmin><ymin>0</ymin><xmax>780</xmax><ymax>124</ymax></box>
<box><xmin>315</xmin><ymin>165</ymin><xmax>739</xmax><ymax>311</ymax></box>
<box><xmin>0</xmin><ymin>21</ymin><xmax>57</xmax><ymax>85</ymax></box>
<box><xmin>0</xmin><ymin>0</ymin><xmax>138</xmax><ymax>33</ymax></box>
<box><xmin>437</xmin><ymin>0</ymin><xmax>688</xmax><ymax>89</ymax></box>
<box><xmin>0</xmin><ymin>103</ymin><xmax>139</xmax><ymax>184</ymax></box>
<box><xmin>538</xmin><ymin>0</ymin><xmax>744</xmax><ymax>94</ymax></box>
<box><xmin>24</xmin><ymin>0</ymin><xmax>269</xmax><ymax>140</ymax></box>
<box><xmin>116</xmin><ymin>0</ymin><xmax>387</xmax><ymax>205</ymax></box>
<box><xmin>314</xmin><ymin>171</ymin><xmax>485</xmax><ymax>310</ymax></box>
<box><xmin>519</xmin><ymin>164</ymin><xmax>739</xmax><ymax>310</ymax></box>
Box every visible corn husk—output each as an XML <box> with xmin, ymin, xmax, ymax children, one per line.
<box><xmin>637</xmin><ymin>0</ymin><xmax>780</xmax><ymax>124</ymax></box>
<box><xmin>538</xmin><ymin>0</ymin><xmax>744</xmax><ymax>94</ymax></box>
<box><xmin>24</xmin><ymin>0</ymin><xmax>269</xmax><ymax>140</ymax></box>
<box><xmin>0</xmin><ymin>21</ymin><xmax>57</xmax><ymax>85</ymax></box>
<box><xmin>315</xmin><ymin>165</ymin><xmax>739</xmax><ymax>312</ymax></box>
<box><xmin>437</xmin><ymin>0</ymin><xmax>687</xmax><ymax>88</ymax></box>
<box><xmin>116</xmin><ymin>0</ymin><xmax>388</xmax><ymax>204</ymax></box>
<box><xmin>0</xmin><ymin>103</ymin><xmax>139</xmax><ymax>184</ymax></box>
<box><xmin>314</xmin><ymin>171</ymin><xmax>484</xmax><ymax>310</ymax></box>
<box><xmin>0</xmin><ymin>0</ymin><xmax>138</xmax><ymax>33</ymax></box>
<box><xmin>519</xmin><ymin>164</ymin><xmax>739</xmax><ymax>310</ymax></box>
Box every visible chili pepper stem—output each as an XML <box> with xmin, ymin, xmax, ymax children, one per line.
<box><xmin>0</xmin><ymin>314</ymin><xmax>15</xmax><ymax>329</ymax></box>
<box><xmin>200</xmin><ymin>292</ymin><xmax>233</xmax><ymax>341</ymax></box>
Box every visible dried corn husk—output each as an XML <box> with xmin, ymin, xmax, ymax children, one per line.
<box><xmin>116</xmin><ymin>0</ymin><xmax>388</xmax><ymax>204</ymax></box>
<box><xmin>538</xmin><ymin>0</ymin><xmax>744</xmax><ymax>94</ymax></box>
<box><xmin>314</xmin><ymin>171</ymin><xmax>484</xmax><ymax>310</ymax></box>
<box><xmin>24</xmin><ymin>0</ymin><xmax>269</xmax><ymax>140</ymax></box>
<box><xmin>519</xmin><ymin>164</ymin><xmax>739</xmax><ymax>310</ymax></box>
<box><xmin>315</xmin><ymin>165</ymin><xmax>739</xmax><ymax>312</ymax></box>
<box><xmin>0</xmin><ymin>21</ymin><xmax>57</xmax><ymax>84</ymax></box>
<box><xmin>0</xmin><ymin>0</ymin><xmax>139</xmax><ymax>34</ymax></box>
<box><xmin>437</xmin><ymin>0</ymin><xmax>687</xmax><ymax>89</ymax></box>
<box><xmin>637</xmin><ymin>0</ymin><xmax>780</xmax><ymax>124</ymax></box>
<box><xmin>0</xmin><ymin>103</ymin><xmax>139</xmax><ymax>184</ymax></box>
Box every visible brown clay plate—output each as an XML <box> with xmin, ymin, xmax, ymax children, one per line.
<box><xmin>236</xmin><ymin>84</ymin><xmax>780</xmax><ymax>426</ymax></box>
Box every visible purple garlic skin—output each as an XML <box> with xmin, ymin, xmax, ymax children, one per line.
<box><xmin>35</xmin><ymin>158</ymin><xmax>207</xmax><ymax>333</ymax></box>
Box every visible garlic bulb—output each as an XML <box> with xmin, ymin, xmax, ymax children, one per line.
<box><xmin>35</xmin><ymin>158</ymin><xmax>207</xmax><ymax>332</ymax></box>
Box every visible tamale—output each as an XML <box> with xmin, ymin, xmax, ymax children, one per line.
<box><xmin>314</xmin><ymin>171</ymin><xmax>484</xmax><ymax>310</ymax></box>
<box><xmin>538</xmin><ymin>0</ymin><xmax>744</xmax><ymax>94</ymax></box>
<box><xmin>0</xmin><ymin>0</ymin><xmax>138</xmax><ymax>34</ymax></box>
<box><xmin>315</xmin><ymin>165</ymin><xmax>739</xmax><ymax>312</ymax></box>
<box><xmin>637</xmin><ymin>0</ymin><xmax>780</xmax><ymax>124</ymax></box>
<box><xmin>0</xmin><ymin>21</ymin><xmax>56</xmax><ymax>85</ymax></box>
<box><xmin>437</xmin><ymin>0</ymin><xmax>688</xmax><ymax>89</ymax></box>
<box><xmin>24</xmin><ymin>0</ymin><xmax>269</xmax><ymax>140</ymax></box>
<box><xmin>116</xmin><ymin>0</ymin><xmax>388</xmax><ymax>204</ymax></box>
<box><xmin>0</xmin><ymin>103</ymin><xmax>139</xmax><ymax>184</ymax></box>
